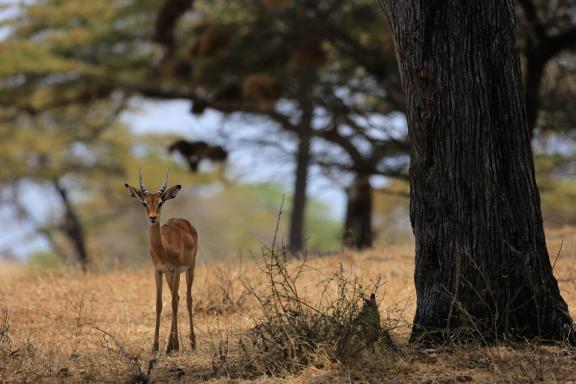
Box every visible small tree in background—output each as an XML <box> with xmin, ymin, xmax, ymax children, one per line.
<box><xmin>515</xmin><ymin>0</ymin><xmax>576</xmax><ymax>136</ymax></box>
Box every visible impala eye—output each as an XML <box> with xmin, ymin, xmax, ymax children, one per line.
<box><xmin>142</xmin><ymin>202</ymin><xmax>147</xmax><ymax>207</ymax></box>
<box><xmin>158</xmin><ymin>201</ymin><xmax>163</xmax><ymax>207</ymax></box>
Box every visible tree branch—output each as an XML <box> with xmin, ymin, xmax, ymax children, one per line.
<box><xmin>517</xmin><ymin>0</ymin><xmax>548</xmax><ymax>42</ymax></box>
<box><xmin>373</xmin><ymin>186</ymin><xmax>410</xmax><ymax>198</ymax></box>
<box><xmin>151</xmin><ymin>0</ymin><xmax>194</xmax><ymax>49</ymax></box>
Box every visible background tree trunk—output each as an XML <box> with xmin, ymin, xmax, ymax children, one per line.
<box><xmin>288</xmin><ymin>94</ymin><xmax>314</xmax><ymax>255</ymax></box>
<box><xmin>524</xmin><ymin>53</ymin><xmax>545</xmax><ymax>136</ymax></box>
<box><xmin>380</xmin><ymin>0</ymin><xmax>575</xmax><ymax>344</ymax></box>
<box><xmin>54</xmin><ymin>179</ymin><xmax>89</xmax><ymax>271</ymax></box>
<box><xmin>288</xmin><ymin>130</ymin><xmax>311</xmax><ymax>255</ymax></box>
<box><xmin>343</xmin><ymin>174</ymin><xmax>373</xmax><ymax>250</ymax></box>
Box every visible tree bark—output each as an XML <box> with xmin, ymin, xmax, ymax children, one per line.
<box><xmin>288</xmin><ymin>109</ymin><xmax>313</xmax><ymax>255</ymax></box>
<box><xmin>343</xmin><ymin>174</ymin><xmax>373</xmax><ymax>250</ymax></box>
<box><xmin>380</xmin><ymin>0</ymin><xmax>575</xmax><ymax>344</ymax></box>
<box><xmin>54</xmin><ymin>180</ymin><xmax>89</xmax><ymax>271</ymax></box>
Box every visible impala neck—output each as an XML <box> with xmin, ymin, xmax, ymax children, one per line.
<box><xmin>149</xmin><ymin>222</ymin><xmax>166</xmax><ymax>260</ymax></box>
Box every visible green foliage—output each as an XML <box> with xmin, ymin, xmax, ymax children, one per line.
<box><xmin>27</xmin><ymin>250</ymin><xmax>62</xmax><ymax>273</ymax></box>
<box><xmin>0</xmin><ymin>41</ymin><xmax>97</xmax><ymax>77</ymax></box>
<box><xmin>177</xmin><ymin>182</ymin><xmax>341</xmax><ymax>258</ymax></box>
<box><xmin>372</xmin><ymin>181</ymin><xmax>412</xmax><ymax>245</ymax></box>
<box><xmin>539</xmin><ymin>178</ymin><xmax>576</xmax><ymax>227</ymax></box>
<box><xmin>534</xmin><ymin>155</ymin><xmax>576</xmax><ymax>227</ymax></box>
<box><xmin>305</xmin><ymin>199</ymin><xmax>342</xmax><ymax>252</ymax></box>
<box><xmin>0</xmin><ymin>0</ymin><xmax>158</xmax><ymax>114</ymax></box>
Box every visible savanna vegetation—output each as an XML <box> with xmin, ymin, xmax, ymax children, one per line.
<box><xmin>3</xmin><ymin>232</ymin><xmax>576</xmax><ymax>382</ymax></box>
<box><xmin>1</xmin><ymin>0</ymin><xmax>576</xmax><ymax>382</ymax></box>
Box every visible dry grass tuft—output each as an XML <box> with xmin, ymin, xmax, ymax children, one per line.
<box><xmin>194</xmin><ymin>265</ymin><xmax>250</xmax><ymax>315</ymax></box>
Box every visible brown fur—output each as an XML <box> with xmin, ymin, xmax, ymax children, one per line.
<box><xmin>125</xmin><ymin>181</ymin><xmax>198</xmax><ymax>353</ymax></box>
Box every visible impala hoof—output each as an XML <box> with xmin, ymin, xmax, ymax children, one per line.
<box><xmin>152</xmin><ymin>342</ymin><xmax>159</xmax><ymax>352</ymax></box>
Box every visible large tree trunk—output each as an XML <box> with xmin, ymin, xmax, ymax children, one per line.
<box><xmin>380</xmin><ymin>0</ymin><xmax>574</xmax><ymax>344</ymax></box>
<box><xmin>343</xmin><ymin>174</ymin><xmax>373</xmax><ymax>250</ymax></box>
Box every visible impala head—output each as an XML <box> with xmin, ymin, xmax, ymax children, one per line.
<box><xmin>125</xmin><ymin>168</ymin><xmax>181</xmax><ymax>224</ymax></box>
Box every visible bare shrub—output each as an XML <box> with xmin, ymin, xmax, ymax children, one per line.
<box><xmin>209</xmin><ymin>326</ymin><xmax>232</xmax><ymax>379</ymax></box>
<box><xmin>96</xmin><ymin>327</ymin><xmax>155</xmax><ymax>384</ymax></box>
<box><xmin>239</xmin><ymin>232</ymin><xmax>396</xmax><ymax>376</ymax></box>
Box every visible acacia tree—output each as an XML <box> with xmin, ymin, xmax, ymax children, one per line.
<box><xmin>0</xmin><ymin>97</ymin><xmax>127</xmax><ymax>270</ymax></box>
<box><xmin>138</xmin><ymin>0</ymin><xmax>404</xmax><ymax>253</ymax></box>
<box><xmin>380</xmin><ymin>0</ymin><xmax>575</xmax><ymax>343</ymax></box>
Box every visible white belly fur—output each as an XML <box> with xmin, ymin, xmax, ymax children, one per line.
<box><xmin>157</xmin><ymin>265</ymin><xmax>189</xmax><ymax>273</ymax></box>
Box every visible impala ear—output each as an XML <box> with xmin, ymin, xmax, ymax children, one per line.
<box><xmin>162</xmin><ymin>185</ymin><xmax>181</xmax><ymax>201</ymax></box>
<box><xmin>125</xmin><ymin>183</ymin><xmax>145</xmax><ymax>203</ymax></box>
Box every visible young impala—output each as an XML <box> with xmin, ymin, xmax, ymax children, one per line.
<box><xmin>125</xmin><ymin>169</ymin><xmax>198</xmax><ymax>353</ymax></box>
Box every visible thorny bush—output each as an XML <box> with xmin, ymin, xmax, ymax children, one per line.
<box><xmin>239</xmin><ymin>224</ymin><xmax>396</xmax><ymax>376</ymax></box>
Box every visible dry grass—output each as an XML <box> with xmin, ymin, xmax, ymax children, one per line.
<box><xmin>2</xmin><ymin>228</ymin><xmax>576</xmax><ymax>383</ymax></box>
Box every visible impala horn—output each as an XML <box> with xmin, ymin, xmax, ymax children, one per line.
<box><xmin>158</xmin><ymin>168</ymin><xmax>170</xmax><ymax>195</ymax></box>
<box><xmin>139</xmin><ymin>167</ymin><xmax>149</xmax><ymax>195</ymax></box>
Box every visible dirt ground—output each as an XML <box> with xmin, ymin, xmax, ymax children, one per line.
<box><xmin>2</xmin><ymin>228</ymin><xmax>576</xmax><ymax>383</ymax></box>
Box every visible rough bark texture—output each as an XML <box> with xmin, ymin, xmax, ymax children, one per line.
<box><xmin>343</xmin><ymin>175</ymin><xmax>373</xmax><ymax>250</ymax></box>
<box><xmin>380</xmin><ymin>0</ymin><xmax>575</xmax><ymax>344</ymax></box>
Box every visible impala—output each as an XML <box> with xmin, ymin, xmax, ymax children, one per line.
<box><xmin>125</xmin><ymin>169</ymin><xmax>198</xmax><ymax>353</ymax></box>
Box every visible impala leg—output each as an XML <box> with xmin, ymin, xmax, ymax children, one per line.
<box><xmin>153</xmin><ymin>269</ymin><xmax>163</xmax><ymax>352</ymax></box>
<box><xmin>185</xmin><ymin>268</ymin><xmax>196</xmax><ymax>350</ymax></box>
<box><xmin>166</xmin><ymin>271</ymin><xmax>180</xmax><ymax>353</ymax></box>
<box><xmin>164</xmin><ymin>272</ymin><xmax>175</xmax><ymax>348</ymax></box>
